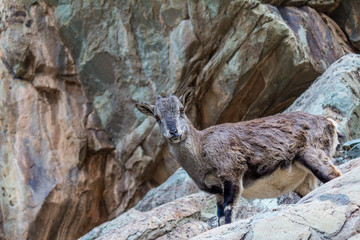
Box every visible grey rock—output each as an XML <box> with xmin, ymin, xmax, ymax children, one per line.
<box><xmin>346</xmin><ymin>144</ymin><xmax>360</xmax><ymax>159</ymax></box>
<box><xmin>80</xmin><ymin>158</ymin><xmax>360</xmax><ymax>240</ymax></box>
<box><xmin>136</xmin><ymin>168</ymin><xmax>298</xmax><ymax>220</ymax></box>
<box><xmin>339</xmin><ymin>158</ymin><xmax>360</xmax><ymax>174</ymax></box>
<box><xmin>343</xmin><ymin>139</ymin><xmax>360</xmax><ymax>150</ymax></box>
<box><xmin>349</xmin><ymin>234</ymin><xmax>360</xmax><ymax>240</ymax></box>
<box><xmin>286</xmin><ymin>54</ymin><xmax>360</xmax><ymax>140</ymax></box>
<box><xmin>135</xmin><ymin>168</ymin><xmax>199</xmax><ymax>212</ymax></box>
<box><xmin>80</xmin><ymin>193</ymin><xmax>214</xmax><ymax>240</ymax></box>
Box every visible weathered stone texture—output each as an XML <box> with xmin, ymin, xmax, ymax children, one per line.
<box><xmin>79</xmin><ymin>193</ymin><xmax>215</xmax><ymax>240</ymax></box>
<box><xmin>204</xmin><ymin>4</ymin><xmax>351</xmax><ymax>126</ymax></box>
<box><xmin>135</xmin><ymin>168</ymin><xmax>199</xmax><ymax>212</ymax></box>
<box><xmin>286</xmin><ymin>53</ymin><xmax>360</xmax><ymax>140</ymax></box>
<box><xmin>0</xmin><ymin>0</ymin><xmax>359</xmax><ymax>239</ymax></box>
<box><xmin>0</xmin><ymin>2</ymin><xmax>118</xmax><ymax>240</ymax></box>
<box><xmin>331</xmin><ymin>0</ymin><xmax>360</xmax><ymax>51</ymax></box>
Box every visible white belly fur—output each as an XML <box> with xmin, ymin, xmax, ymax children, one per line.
<box><xmin>241</xmin><ymin>162</ymin><xmax>310</xmax><ymax>199</ymax></box>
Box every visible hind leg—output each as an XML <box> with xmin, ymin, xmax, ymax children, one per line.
<box><xmin>294</xmin><ymin>173</ymin><xmax>318</xmax><ymax>197</ymax></box>
<box><xmin>298</xmin><ymin>147</ymin><xmax>341</xmax><ymax>183</ymax></box>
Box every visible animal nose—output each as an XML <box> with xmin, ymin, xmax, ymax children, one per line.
<box><xmin>170</xmin><ymin>128</ymin><xmax>178</xmax><ymax>137</ymax></box>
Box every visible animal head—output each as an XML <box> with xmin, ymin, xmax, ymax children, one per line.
<box><xmin>135</xmin><ymin>88</ymin><xmax>194</xmax><ymax>144</ymax></box>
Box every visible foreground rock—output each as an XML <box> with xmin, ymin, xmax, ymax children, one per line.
<box><xmin>81</xmin><ymin>156</ymin><xmax>359</xmax><ymax>240</ymax></box>
<box><xmin>79</xmin><ymin>193</ymin><xmax>216</xmax><ymax>240</ymax></box>
<box><xmin>193</xmin><ymin>165</ymin><xmax>360</xmax><ymax>240</ymax></box>
<box><xmin>134</xmin><ymin>167</ymin><xmax>292</xmax><ymax>221</ymax></box>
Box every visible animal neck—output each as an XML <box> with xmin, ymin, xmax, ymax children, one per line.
<box><xmin>168</xmin><ymin>119</ymin><xmax>203</xmax><ymax>173</ymax></box>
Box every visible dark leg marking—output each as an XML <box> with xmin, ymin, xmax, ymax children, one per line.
<box><xmin>217</xmin><ymin>200</ymin><xmax>224</xmax><ymax>226</ymax></box>
<box><xmin>223</xmin><ymin>180</ymin><xmax>239</xmax><ymax>224</ymax></box>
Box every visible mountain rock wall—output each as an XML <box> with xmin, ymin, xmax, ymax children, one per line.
<box><xmin>0</xmin><ymin>0</ymin><xmax>359</xmax><ymax>239</ymax></box>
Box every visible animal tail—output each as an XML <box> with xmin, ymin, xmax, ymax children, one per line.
<box><xmin>327</xmin><ymin>118</ymin><xmax>345</xmax><ymax>153</ymax></box>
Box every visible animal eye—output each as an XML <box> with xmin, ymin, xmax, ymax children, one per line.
<box><xmin>155</xmin><ymin>115</ymin><xmax>160</xmax><ymax>121</ymax></box>
<box><xmin>180</xmin><ymin>107</ymin><xmax>185</xmax><ymax>113</ymax></box>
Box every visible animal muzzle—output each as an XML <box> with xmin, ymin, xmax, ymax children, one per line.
<box><xmin>165</xmin><ymin>120</ymin><xmax>185</xmax><ymax>143</ymax></box>
<box><xmin>169</xmin><ymin>127</ymin><xmax>179</xmax><ymax>138</ymax></box>
<box><xmin>166</xmin><ymin>120</ymin><xmax>178</xmax><ymax>137</ymax></box>
<box><xmin>167</xmin><ymin>123</ymin><xmax>182</xmax><ymax>143</ymax></box>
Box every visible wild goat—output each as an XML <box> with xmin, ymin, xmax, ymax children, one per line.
<box><xmin>135</xmin><ymin>88</ymin><xmax>342</xmax><ymax>225</ymax></box>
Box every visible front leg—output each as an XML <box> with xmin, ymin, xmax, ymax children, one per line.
<box><xmin>223</xmin><ymin>180</ymin><xmax>240</xmax><ymax>224</ymax></box>
<box><xmin>216</xmin><ymin>194</ymin><xmax>224</xmax><ymax>226</ymax></box>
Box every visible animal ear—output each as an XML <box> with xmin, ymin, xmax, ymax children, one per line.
<box><xmin>180</xmin><ymin>87</ymin><xmax>194</xmax><ymax>108</ymax></box>
<box><xmin>135</xmin><ymin>103</ymin><xmax>155</xmax><ymax>117</ymax></box>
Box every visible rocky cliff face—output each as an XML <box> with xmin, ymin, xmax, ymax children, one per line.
<box><xmin>0</xmin><ymin>2</ymin><xmax>115</xmax><ymax>239</ymax></box>
<box><xmin>0</xmin><ymin>0</ymin><xmax>359</xmax><ymax>240</ymax></box>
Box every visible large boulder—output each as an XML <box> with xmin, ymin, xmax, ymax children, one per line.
<box><xmin>286</xmin><ymin>53</ymin><xmax>360</xmax><ymax>140</ymax></box>
<box><xmin>79</xmin><ymin>193</ymin><xmax>216</xmax><ymax>240</ymax></box>
<box><xmin>134</xmin><ymin>168</ymin><xmax>199</xmax><ymax>212</ymax></box>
